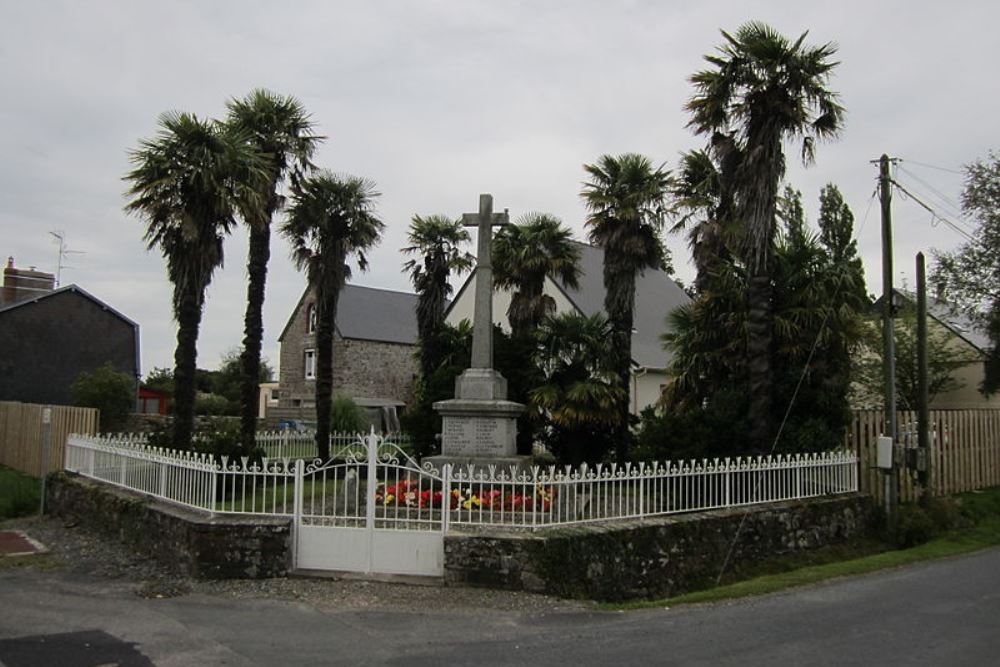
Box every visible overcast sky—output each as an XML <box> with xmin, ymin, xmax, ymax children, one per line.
<box><xmin>2</xmin><ymin>1</ymin><xmax>997</xmax><ymax>377</ymax></box>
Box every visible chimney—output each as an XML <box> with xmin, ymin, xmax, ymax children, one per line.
<box><xmin>1</xmin><ymin>258</ymin><xmax>56</xmax><ymax>305</ymax></box>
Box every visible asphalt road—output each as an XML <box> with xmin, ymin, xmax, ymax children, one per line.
<box><xmin>1</xmin><ymin>548</ymin><xmax>998</xmax><ymax>666</ymax></box>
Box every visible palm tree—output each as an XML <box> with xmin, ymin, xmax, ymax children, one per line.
<box><xmin>493</xmin><ymin>213</ymin><xmax>581</xmax><ymax>338</ymax></box>
<box><xmin>686</xmin><ymin>21</ymin><xmax>844</xmax><ymax>450</ymax></box>
<box><xmin>670</xmin><ymin>139</ymin><xmax>740</xmax><ymax>295</ymax></box>
<box><xmin>580</xmin><ymin>153</ymin><xmax>672</xmax><ymax>460</ymax></box>
<box><xmin>401</xmin><ymin>215</ymin><xmax>473</xmax><ymax>380</ymax></box>
<box><xmin>225</xmin><ymin>89</ymin><xmax>322</xmax><ymax>445</ymax></box>
<box><xmin>124</xmin><ymin>111</ymin><xmax>267</xmax><ymax>448</ymax></box>
<box><xmin>282</xmin><ymin>171</ymin><xmax>384</xmax><ymax>460</ymax></box>
<box><xmin>531</xmin><ymin>312</ymin><xmax>624</xmax><ymax>465</ymax></box>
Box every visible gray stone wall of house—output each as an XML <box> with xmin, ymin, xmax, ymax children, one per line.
<box><xmin>278</xmin><ymin>305</ymin><xmax>417</xmax><ymax>411</ymax></box>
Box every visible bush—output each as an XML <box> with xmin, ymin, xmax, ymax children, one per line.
<box><xmin>194</xmin><ymin>392</ymin><xmax>235</xmax><ymax>416</ymax></box>
<box><xmin>330</xmin><ymin>394</ymin><xmax>367</xmax><ymax>433</ymax></box>
<box><xmin>71</xmin><ymin>362</ymin><xmax>135</xmax><ymax>432</ymax></box>
<box><xmin>0</xmin><ymin>466</ymin><xmax>39</xmax><ymax>519</ymax></box>
<box><xmin>891</xmin><ymin>496</ymin><xmax>964</xmax><ymax>548</ymax></box>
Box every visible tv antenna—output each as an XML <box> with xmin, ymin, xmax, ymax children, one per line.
<box><xmin>49</xmin><ymin>231</ymin><xmax>85</xmax><ymax>287</ymax></box>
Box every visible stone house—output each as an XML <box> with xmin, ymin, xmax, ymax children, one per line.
<box><xmin>274</xmin><ymin>284</ymin><xmax>420</xmax><ymax>427</ymax></box>
<box><xmin>444</xmin><ymin>241</ymin><xmax>691</xmax><ymax>413</ymax></box>
<box><xmin>0</xmin><ymin>259</ymin><xmax>140</xmax><ymax>405</ymax></box>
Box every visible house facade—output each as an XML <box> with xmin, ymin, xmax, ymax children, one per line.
<box><xmin>858</xmin><ymin>290</ymin><xmax>1000</xmax><ymax>409</ymax></box>
<box><xmin>0</xmin><ymin>275</ymin><xmax>140</xmax><ymax>406</ymax></box>
<box><xmin>444</xmin><ymin>241</ymin><xmax>691</xmax><ymax>413</ymax></box>
<box><xmin>275</xmin><ymin>284</ymin><xmax>420</xmax><ymax>426</ymax></box>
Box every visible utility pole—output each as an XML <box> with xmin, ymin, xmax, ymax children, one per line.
<box><xmin>916</xmin><ymin>252</ymin><xmax>931</xmax><ymax>495</ymax></box>
<box><xmin>878</xmin><ymin>154</ymin><xmax>899</xmax><ymax>522</ymax></box>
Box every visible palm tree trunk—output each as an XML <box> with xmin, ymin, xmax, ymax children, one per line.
<box><xmin>172</xmin><ymin>282</ymin><xmax>204</xmax><ymax>449</ymax></box>
<box><xmin>314</xmin><ymin>281</ymin><xmax>340</xmax><ymax>461</ymax></box>
<box><xmin>239</xmin><ymin>218</ymin><xmax>271</xmax><ymax>445</ymax></box>
<box><xmin>747</xmin><ymin>272</ymin><xmax>773</xmax><ymax>451</ymax></box>
<box><xmin>605</xmin><ymin>261</ymin><xmax>637</xmax><ymax>462</ymax></box>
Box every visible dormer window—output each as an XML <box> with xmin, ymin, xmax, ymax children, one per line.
<box><xmin>306</xmin><ymin>303</ymin><xmax>317</xmax><ymax>334</ymax></box>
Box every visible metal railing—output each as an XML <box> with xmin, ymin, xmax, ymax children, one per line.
<box><xmin>64</xmin><ymin>434</ymin><xmax>858</xmax><ymax>528</ymax></box>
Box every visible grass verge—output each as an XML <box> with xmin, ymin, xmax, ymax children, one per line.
<box><xmin>605</xmin><ymin>486</ymin><xmax>1000</xmax><ymax>611</ymax></box>
<box><xmin>0</xmin><ymin>466</ymin><xmax>40</xmax><ymax>520</ymax></box>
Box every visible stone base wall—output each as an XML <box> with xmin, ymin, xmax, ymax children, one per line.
<box><xmin>46</xmin><ymin>473</ymin><xmax>290</xmax><ymax>579</ymax></box>
<box><xmin>44</xmin><ymin>473</ymin><xmax>874</xmax><ymax>599</ymax></box>
<box><xmin>444</xmin><ymin>494</ymin><xmax>875</xmax><ymax>601</ymax></box>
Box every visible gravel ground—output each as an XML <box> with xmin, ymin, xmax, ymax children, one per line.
<box><xmin>1</xmin><ymin>515</ymin><xmax>591</xmax><ymax>615</ymax></box>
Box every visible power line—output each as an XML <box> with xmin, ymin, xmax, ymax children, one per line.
<box><xmin>899</xmin><ymin>158</ymin><xmax>965</xmax><ymax>176</ymax></box>
<box><xmin>895</xmin><ymin>165</ymin><xmax>966</xmax><ymax>224</ymax></box>
<box><xmin>890</xmin><ymin>179</ymin><xmax>976</xmax><ymax>242</ymax></box>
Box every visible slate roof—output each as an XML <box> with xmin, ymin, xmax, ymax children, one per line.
<box><xmin>0</xmin><ymin>284</ymin><xmax>139</xmax><ymax>328</ymax></box>
<box><xmin>889</xmin><ymin>289</ymin><xmax>990</xmax><ymax>353</ymax></box>
<box><xmin>446</xmin><ymin>241</ymin><xmax>691</xmax><ymax>369</ymax></box>
<box><xmin>278</xmin><ymin>284</ymin><xmax>419</xmax><ymax>345</ymax></box>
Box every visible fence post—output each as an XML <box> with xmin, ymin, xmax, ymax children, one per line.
<box><xmin>442</xmin><ymin>464</ymin><xmax>451</xmax><ymax>533</ymax></box>
<box><xmin>210</xmin><ymin>465</ymin><xmax>218</xmax><ymax>514</ymax></box>
<box><xmin>724</xmin><ymin>458</ymin><xmax>731</xmax><ymax>507</ymax></box>
<box><xmin>158</xmin><ymin>461</ymin><xmax>167</xmax><ymax>499</ymax></box>
<box><xmin>119</xmin><ymin>451</ymin><xmax>127</xmax><ymax>487</ymax></box>
<box><xmin>292</xmin><ymin>458</ymin><xmax>304</xmax><ymax>569</ymax></box>
<box><xmin>795</xmin><ymin>459</ymin><xmax>802</xmax><ymax>499</ymax></box>
<box><xmin>638</xmin><ymin>468</ymin><xmax>646</xmax><ymax>517</ymax></box>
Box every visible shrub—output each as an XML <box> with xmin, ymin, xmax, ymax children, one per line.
<box><xmin>194</xmin><ymin>392</ymin><xmax>234</xmax><ymax>416</ymax></box>
<box><xmin>71</xmin><ymin>362</ymin><xmax>135</xmax><ymax>432</ymax></box>
<box><xmin>330</xmin><ymin>394</ymin><xmax>367</xmax><ymax>433</ymax></box>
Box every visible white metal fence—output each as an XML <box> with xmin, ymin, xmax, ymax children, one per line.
<box><xmin>63</xmin><ymin>433</ymin><xmax>858</xmax><ymax>529</ymax></box>
<box><xmin>256</xmin><ymin>431</ymin><xmax>410</xmax><ymax>461</ymax></box>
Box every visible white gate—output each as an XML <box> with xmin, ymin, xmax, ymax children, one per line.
<box><xmin>293</xmin><ymin>432</ymin><xmax>447</xmax><ymax>577</ymax></box>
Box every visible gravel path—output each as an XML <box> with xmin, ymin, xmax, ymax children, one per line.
<box><xmin>1</xmin><ymin>515</ymin><xmax>591</xmax><ymax>615</ymax></box>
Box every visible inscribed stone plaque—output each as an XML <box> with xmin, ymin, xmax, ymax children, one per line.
<box><xmin>441</xmin><ymin>415</ymin><xmax>514</xmax><ymax>457</ymax></box>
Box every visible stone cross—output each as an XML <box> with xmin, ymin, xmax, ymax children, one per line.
<box><xmin>462</xmin><ymin>194</ymin><xmax>509</xmax><ymax>369</ymax></box>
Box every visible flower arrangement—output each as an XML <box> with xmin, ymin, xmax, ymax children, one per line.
<box><xmin>374</xmin><ymin>479</ymin><xmax>555</xmax><ymax>512</ymax></box>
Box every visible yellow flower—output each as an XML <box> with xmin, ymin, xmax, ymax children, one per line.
<box><xmin>384</xmin><ymin>494</ymin><xmax>394</xmax><ymax>505</ymax></box>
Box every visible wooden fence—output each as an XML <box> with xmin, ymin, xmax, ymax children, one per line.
<box><xmin>0</xmin><ymin>401</ymin><xmax>98</xmax><ymax>477</ymax></box>
<box><xmin>848</xmin><ymin>409</ymin><xmax>1000</xmax><ymax>504</ymax></box>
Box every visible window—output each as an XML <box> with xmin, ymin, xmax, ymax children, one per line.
<box><xmin>304</xmin><ymin>349</ymin><xmax>316</xmax><ymax>380</ymax></box>
<box><xmin>306</xmin><ymin>303</ymin><xmax>317</xmax><ymax>334</ymax></box>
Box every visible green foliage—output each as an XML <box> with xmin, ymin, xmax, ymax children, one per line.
<box><xmin>330</xmin><ymin>394</ymin><xmax>367</xmax><ymax>433</ymax></box>
<box><xmin>658</xmin><ymin>185</ymin><xmax>866</xmax><ymax>458</ymax></box>
<box><xmin>402</xmin><ymin>214</ymin><xmax>473</xmax><ymax>380</ymax></box>
<box><xmin>0</xmin><ymin>466</ymin><xmax>39</xmax><ymax>519</ymax></box>
<box><xmin>933</xmin><ymin>150</ymin><xmax>1000</xmax><ymax>393</ymax></box>
<box><xmin>581</xmin><ymin>152</ymin><xmax>673</xmax><ymax>460</ymax></box>
<box><xmin>634</xmin><ymin>391</ymin><xmax>751</xmax><ymax>463</ymax></box>
<box><xmin>192</xmin><ymin>419</ymin><xmax>251</xmax><ymax>462</ymax></box>
<box><xmin>494</xmin><ymin>213</ymin><xmax>581</xmax><ymax>338</ymax></box>
<box><xmin>194</xmin><ymin>392</ymin><xmax>231</xmax><ymax>416</ymax></box>
<box><xmin>686</xmin><ymin>22</ymin><xmax>845</xmax><ymax>450</ymax></box>
<box><xmin>124</xmin><ymin>110</ymin><xmax>269</xmax><ymax>449</ymax></box>
<box><xmin>71</xmin><ymin>363</ymin><xmax>135</xmax><ymax>432</ymax></box>
<box><xmin>852</xmin><ymin>305</ymin><xmax>976</xmax><ymax>409</ymax></box>
<box><xmin>142</xmin><ymin>367</ymin><xmax>174</xmax><ymax>394</ymax></box>
<box><xmin>531</xmin><ymin>312</ymin><xmax>622</xmax><ymax>464</ymax></box>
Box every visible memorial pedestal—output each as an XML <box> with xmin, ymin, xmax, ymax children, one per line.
<box><xmin>428</xmin><ymin>368</ymin><xmax>529</xmax><ymax>476</ymax></box>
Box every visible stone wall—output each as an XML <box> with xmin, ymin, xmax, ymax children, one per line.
<box><xmin>444</xmin><ymin>494</ymin><xmax>875</xmax><ymax>601</ymax></box>
<box><xmin>44</xmin><ymin>471</ymin><xmax>874</xmax><ymax>600</ymax></box>
<box><xmin>47</xmin><ymin>473</ymin><xmax>290</xmax><ymax>579</ymax></box>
